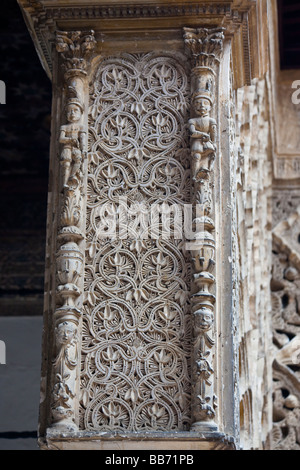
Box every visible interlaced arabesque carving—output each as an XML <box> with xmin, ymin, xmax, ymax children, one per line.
<box><xmin>79</xmin><ymin>53</ymin><xmax>192</xmax><ymax>431</ymax></box>
<box><xmin>270</xmin><ymin>191</ymin><xmax>300</xmax><ymax>450</ymax></box>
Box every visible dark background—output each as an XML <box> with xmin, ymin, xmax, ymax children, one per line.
<box><xmin>0</xmin><ymin>0</ymin><xmax>51</xmax><ymax>316</ymax></box>
<box><xmin>0</xmin><ymin>0</ymin><xmax>51</xmax><ymax>449</ymax></box>
<box><xmin>278</xmin><ymin>0</ymin><xmax>300</xmax><ymax>69</ymax></box>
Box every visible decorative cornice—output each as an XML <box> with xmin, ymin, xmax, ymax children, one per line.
<box><xmin>20</xmin><ymin>2</ymin><xmax>235</xmax><ymax>20</ymax></box>
<box><xmin>18</xmin><ymin>1</ymin><xmax>257</xmax><ymax>85</ymax></box>
<box><xmin>41</xmin><ymin>4</ymin><xmax>234</xmax><ymax>20</ymax></box>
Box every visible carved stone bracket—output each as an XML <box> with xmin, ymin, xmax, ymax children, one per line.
<box><xmin>183</xmin><ymin>26</ymin><xmax>224</xmax><ymax>432</ymax></box>
<box><xmin>49</xmin><ymin>30</ymin><xmax>96</xmax><ymax>432</ymax></box>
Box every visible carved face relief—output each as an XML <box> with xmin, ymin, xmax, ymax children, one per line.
<box><xmin>56</xmin><ymin>321</ymin><xmax>77</xmax><ymax>345</ymax></box>
<box><xmin>195</xmin><ymin>308</ymin><xmax>213</xmax><ymax>331</ymax></box>
<box><xmin>66</xmin><ymin>104</ymin><xmax>82</xmax><ymax>123</ymax></box>
<box><xmin>193</xmin><ymin>97</ymin><xmax>211</xmax><ymax>117</ymax></box>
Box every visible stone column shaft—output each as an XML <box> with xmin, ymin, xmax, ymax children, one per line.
<box><xmin>49</xmin><ymin>30</ymin><xmax>96</xmax><ymax>431</ymax></box>
<box><xmin>183</xmin><ymin>27</ymin><xmax>225</xmax><ymax>432</ymax></box>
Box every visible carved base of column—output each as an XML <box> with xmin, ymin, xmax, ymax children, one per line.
<box><xmin>190</xmin><ymin>420</ymin><xmax>218</xmax><ymax>432</ymax></box>
<box><xmin>40</xmin><ymin>430</ymin><xmax>237</xmax><ymax>451</ymax></box>
<box><xmin>50</xmin><ymin>420</ymin><xmax>79</xmax><ymax>433</ymax></box>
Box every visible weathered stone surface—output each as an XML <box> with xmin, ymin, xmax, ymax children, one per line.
<box><xmin>17</xmin><ymin>0</ymin><xmax>298</xmax><ymax>452</ymax></box>
<box><xmin>80</xmin><ymin>51</ymin><xmax>193</xmax><ymax>433</ymax></box>
<box><xmin>233</xmin><ymin>78</ymin><xmax>273</xmax><ymax>450</ymax></box>
<box><xmin>270</xmin><ymin>189</ymin><xmax>300</xmax><ymax>450</ymax></box>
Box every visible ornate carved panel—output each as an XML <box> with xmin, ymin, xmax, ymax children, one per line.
<box><xmin>79</xmin><ymin>52</ymin><xmax>193</xmax><ymax>432</ymax></box>
<box><xmin>17</xmin><ymin>0</ymin><xmax>271</xmax><ymax>450</ymax></box>
<box><xmin>270</xmin><ymin>190</ymin><xmax>300</xmax><ymax>450</ymax></box>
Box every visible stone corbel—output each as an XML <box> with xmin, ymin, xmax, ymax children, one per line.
<box><xmin>49</xmin><ymin>30</ymin><xmax>96</xmax><ymax>432</ymax></box>
<box><xmin>183</xmin><ymin>27</ymin><xmax>225</xmax><ymax>432</ymax></box>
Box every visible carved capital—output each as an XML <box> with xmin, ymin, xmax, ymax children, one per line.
<box><xmin>183</xmin><ymin>27</ymin><xmax>225</xmax><ymax>68</ymax></box>
<box><xmin>56</xmin><ymin>30</ymin><xmax>96</xmax><ymax>76</ymax></box>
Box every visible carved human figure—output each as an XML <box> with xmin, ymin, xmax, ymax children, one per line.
<box><xmin>189</xmin><ymin>94</ymin><xmax>217</xmax><ymax>180</ymax></box>
<box><xmin>51</xmin><ymin>321</ymin><xmax>78</xmax><ymax>427</ymax></box>
<box><xmin>196</xmin><ymin>352</ymin><xmax>214</xmax><ymax>388</ymax></box>
<box><xmin>52</xmin><ymin>373</ymin><xmax>74</xmax><ymax>418</ymax></box>
<box><xmin>59</xmin><ymin>99</ymin><xmax>86</xmax><ymax>188</ymax></box>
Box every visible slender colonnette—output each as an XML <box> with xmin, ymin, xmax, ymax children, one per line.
<box><xmin>50</xmin><ymin>30</ymin><xmax>96</xmax><ymax>431</ymax></box>
<box><xmin>183</xmin><ymin>27</ymin><xmax>225</xmax><ymax>432</ymax></box>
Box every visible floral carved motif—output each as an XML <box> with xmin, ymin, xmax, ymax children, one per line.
<box><xmin>56</xmin><ymin>30</ymin><xmax>96</xmax><ymax>76</ymax></box>
<box><xmin>183</xmin><ymin>27</ymin><xmax>225</xmax><ymax>68</ymax></box>
<box><xmin>79</xmin><ymin>53</ymin><xmax>192</xmax><ymax>432</ymax></box>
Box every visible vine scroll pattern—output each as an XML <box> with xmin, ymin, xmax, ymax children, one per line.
<box><xmin>79</xmin><ymin>53</ymin><xmax>192</xmax><ymax>432</ymax></box>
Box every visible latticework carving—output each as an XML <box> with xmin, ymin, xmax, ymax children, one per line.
<box><xmin>79</xmin><ymin>53</ymin><xmax>192</xmax><ymax>432</ymax></box>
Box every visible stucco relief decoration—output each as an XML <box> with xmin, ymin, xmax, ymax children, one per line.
<box><xmin>271</xmin><ymin>200</ymin><xmax>300</xmax><ymax>450</ymax></box>
<box><xmin>183</xmin><ymin>27</ymin><xmax>224</xmax><ymax>431</ymax></box>
<box><xmin>79</xmin><ymin>52</ymin><xmax>192</xmax><ymax>432</ymax></box>
<box><xmin>50</xmin><ymin>30</ymin><xmax>96</xmax><ymax>431</ymax></box>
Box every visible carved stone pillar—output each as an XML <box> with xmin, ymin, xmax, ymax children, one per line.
<box><xmin>18</xmin><ymin>0</ymin><xmax>274</xmax><ymax>451</ymax></box>
<box><xmin>183</xmin><ymin>27</ymin><xmax>224</xmax><ymax>432</ymax></box>
<box><xmin>50</xmin><ymin>30</ymin><xmax>96</xmax><ymax>431</ymax></box>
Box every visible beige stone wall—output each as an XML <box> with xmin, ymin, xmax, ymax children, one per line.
<box><xmin>234</xmin><ymin>77</ymin><xmax>273</xmax><ymax>450</ymax></box>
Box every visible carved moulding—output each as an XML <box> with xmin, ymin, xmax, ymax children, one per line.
<box><xmin>183</xmin><ymin>27</ymin><xmax>225</xmax><ymax>432</ymax></box>
<box><xmin>41</xmin><ymin>429</ymin><xmax>236</xmax><ymax>450</ymax></box>
<box><xmin>48</xmin><ymin>30</ymin><xmax>96</xmax><ymax>432</ymax></box>
<box><xmin>18</xmin><ymin>0</ymin><xmax>259</xmax><ymax>89</ymax></box>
